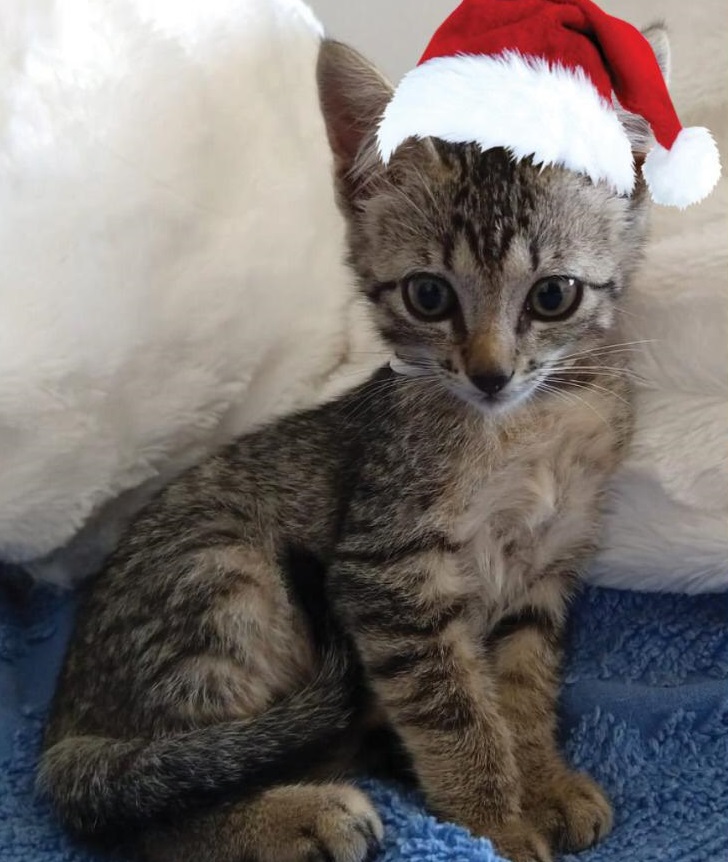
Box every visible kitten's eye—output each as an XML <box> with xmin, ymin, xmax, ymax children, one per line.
<box><xmin>402</xmin><ymin>274</ymin><xmax>456</xmax><ymax>322</ymax></box>
<box><xmin>526</xmin><ymin>277</ymin><xmax>583</xmax><ymax>321</ymax></box>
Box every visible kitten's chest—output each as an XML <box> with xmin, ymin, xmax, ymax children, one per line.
<box><xmin>451</xmin><ymin>414</ymin><xmax>619</xmax><ymax>608</ymax></box>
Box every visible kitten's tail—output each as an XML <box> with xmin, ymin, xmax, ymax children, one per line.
<box><xmin>37</xmin><ymin>650</ymin><xmax>359</xmax><ymax>836</ymax></box>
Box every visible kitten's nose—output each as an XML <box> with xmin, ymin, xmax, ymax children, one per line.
<box><xmin>470</xmin><ymin>371</ymin><xmax>513</xmax><ymax>397</ymax></box>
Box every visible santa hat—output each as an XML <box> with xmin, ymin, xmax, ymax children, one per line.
<box><xmin>376</xmin><ymin>0</ymin><xmax>721</xmax><ymax>208</ymax></box>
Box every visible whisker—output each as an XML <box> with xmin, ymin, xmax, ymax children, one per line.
<box><xmin>549</xmin><ymin>377</ymin><xmax>631</xmax><ymax>407</ymax></box>
<box><xmin>535</xmin><ymin>381</ymin><xmax>578</xmax><ymax>412</ymax></box>
<box><xmin>558</xmin><ymin>339</ymin><xmax>656</xmax><ymax>361</ymax></box>
<box><xmin>336</xmin><ymin>379</ymin><xmax>401</xmax><ymax>422</ymax></box>
<box><xmin>536</xmin><ymin>381</ymin><xmax>611</xmax><ymax>429</ymax></box>
<box><xmin>614</xmin><ymin>305</ymin><xmax>646</xmax><ymax>320</ymax></box>
<box><xmin>349</xmin><ymin>375</ymin><xmax>446</xmax><ymax>435</ymax></box>
<box><xmin>545</xmin><ymin>363</ymin><xmax>637</xmax><ymax>374</ymax></box>
<box><xmin>544</xmin><ymin>365</ymin><xmax>647</xmax><ymax>385</ymax></box>
<box><xmin>339</xmin><ymin>371</ymin><xmax>443</xmax><ymax>427</ymax></box>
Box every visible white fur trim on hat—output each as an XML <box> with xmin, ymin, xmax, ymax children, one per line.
<box><xmin>377</xmin><ymin>51</ymin><xmax>636</xmax><ymax>196</ymax></box>
<box><xmin>642</xmin><ymin>126</ymin><xmax>722</xmax><ymax>209</ymax></box>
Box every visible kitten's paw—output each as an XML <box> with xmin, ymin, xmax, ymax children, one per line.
<box><xmin>486</xmin><ymin>820</ymin><xmax>552</xmax><ymax>862</ymax></box>
<box><xmin>261</xmin><ymin>784</ymin><xmax>383</xmax><ymax>862</ymax></box>
<box><xmin>526</xmin><ymin>770</ymin><xmax>613</xmax><ymax>853</ymax></box>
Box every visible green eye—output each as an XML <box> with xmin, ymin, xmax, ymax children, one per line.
<box><xmin>527</xmin><ymin>277</ymin><xmax>583</xmax><ymax>321</ymax></box>
<box><xmin>402</xmin><ymin>274</ymin><xmax>457</xmax><ymax>322</ymax></box>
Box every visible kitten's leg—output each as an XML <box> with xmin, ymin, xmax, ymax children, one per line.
<box><xmin>332</xmin><ymin>547</ymin><xmax>549</xmax><ymax>862</ymax></box>
<box><xmin>489</xmin><ymin>575</ymin><xmax>613</xmax><ymax>854</ymax></box>
<box><xmin>139</xmin><ymin>782</ymin><xmax>383</xmax><ymax>862</ymax></box>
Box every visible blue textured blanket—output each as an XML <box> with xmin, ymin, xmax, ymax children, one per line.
<box><xmin>1</xmin><ymin>570</ymin><xmax>726</xmax><ymax>862</ymax></box>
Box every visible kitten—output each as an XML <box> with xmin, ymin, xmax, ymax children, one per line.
<box><xmin>38</xmin><ymin>35</ymin><xmax>661</xmax><ymax>862</ymax></box>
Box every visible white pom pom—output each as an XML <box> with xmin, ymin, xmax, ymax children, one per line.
<box><xmin>643</xmin><ymin>127</ymin><xmax>722</xmax><ymax>208</ymax></box>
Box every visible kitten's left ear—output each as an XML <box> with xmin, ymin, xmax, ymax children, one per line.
<box><xmin>316</xmin><ymin>39</ymin><xmax>393</xmax><ymax>205</ymax></box>
<box><xmin>620</xmin><ymin>23</ymin><xmax>671</xmax><ymax>167</ymax></box>
<box><xmin>642</xmin><ymin>22</ymin><xmax>671</xmax><ymax>85</ymax></box>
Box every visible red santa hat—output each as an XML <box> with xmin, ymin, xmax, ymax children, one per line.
<box><xmin>376</xmin><ymin>0</ymin><xmax>721</xmax><ymax>208</ymax></box>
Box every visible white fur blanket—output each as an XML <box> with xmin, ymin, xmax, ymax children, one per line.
<box><xmin>0</xmin><ymin>0</ymin><xmax>725</xmax><ymax>591</ymax></box>
<box><xmin>0</xmin><ymin>0</ymin><xmax>382</xmax><ymax>583</ymax></box>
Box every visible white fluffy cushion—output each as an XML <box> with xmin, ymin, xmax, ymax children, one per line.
<box><xmin>0</xmin><ymin>0</ymin><xmax>380</xmax><ymax>584</ymax></box>
<box><xmin>587</xmin><ymin>0</ymin><xmax>727</xmax><ymax>592</ymax></box>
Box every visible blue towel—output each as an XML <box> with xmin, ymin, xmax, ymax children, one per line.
<box><xmin>1</xmin><ymin>568</ymin><xmax>727</xmax><ymax>862</ymax></box>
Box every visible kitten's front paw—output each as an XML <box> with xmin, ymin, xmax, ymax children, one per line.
<box><xmin>526</xmin><ymin>770</ymin><xmax>613</xmax><ymax>853</ymax></box>
<box><xmin>486</xmin><ymin>820</ymin><xmax>552</xmax><ymax>862</ymax></box>
<box><xmin>298</xmin><ymin>786</ymin><xmax>383</xmax><ymax>862</ymax></box>
<box><xmin>258</xmin><ymin>784</ymin><xmax>383</xmax><ymax>862</ymax></box>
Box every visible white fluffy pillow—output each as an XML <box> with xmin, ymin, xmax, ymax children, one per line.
<box><xmin>586</xmin><ymin>0</ymin><xmax>728</xmax><ymax>592</ymax></box>
<box><xmin>0</xmin><ymin>0</ymin><xmax>381</xmax><ymax>584</ymax></box>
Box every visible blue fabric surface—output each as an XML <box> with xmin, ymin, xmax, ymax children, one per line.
<box><xmin>1</xmin><ymin>569</ymin><xmax>727</xmax><ymax>862</ymax></box>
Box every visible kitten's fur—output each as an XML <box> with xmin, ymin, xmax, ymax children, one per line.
<box><xmin>39</xmin><ymin>34</ymin><xmax>665</xmax><ymax>862</ymax></box>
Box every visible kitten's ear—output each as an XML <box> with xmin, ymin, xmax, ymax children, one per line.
<box><xmin>642</xmin><ymin>22</ymin><xmax>671</xmax><ymax>85</ymax></box>
<box><xmin>316</xmin><ymin>39</ymin><xmax>393</xmax><ymax>201</ymax></box>
<box><xmin>619</xmin><ymin>23</ymin><xmax>671</xmax><ymax>171</ymax></box>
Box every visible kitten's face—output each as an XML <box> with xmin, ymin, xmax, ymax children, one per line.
<box><xmin>350</xmin><ymin>143</ymin><xmax>647</xmax><ymax>415</ymax></box>
<box><xmin>317</xmin><ymin>41</ymin><xmax>650</xmax><ymax>416</ymax></box>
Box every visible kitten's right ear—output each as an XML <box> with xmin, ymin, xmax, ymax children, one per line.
<box><xmin>316</xmin><ymin>39</ymin><xmax>393</xmax><ymax>202</ymax></box>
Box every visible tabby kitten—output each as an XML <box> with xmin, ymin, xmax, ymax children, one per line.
<box><xmin>39</xmin><ymin>34</ymin><xmax>663</xmax><ymax>862</ymax></box>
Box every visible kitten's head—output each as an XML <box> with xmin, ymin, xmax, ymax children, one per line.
<box><xmin>317</xmin><ymin>33</ymin><xmax>668</xmax><ymax>415</ymax></box>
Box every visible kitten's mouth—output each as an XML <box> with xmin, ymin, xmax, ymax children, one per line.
<box><xmin>390</xmin><ymin>359</ymin><xmax>547</xmax><ymax>417</ymax></box>
<box><xmin>452</xmin><ymin>381</ymin><xmax>535</xmax><ymax>417</ymax></box>
<box><xmin>472</xmin><ymin>396</ymin><xmax>513</xmax><ymax>416</ymax></box>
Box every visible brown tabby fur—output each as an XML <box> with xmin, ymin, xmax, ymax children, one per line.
<box><xmin>38</xmin><ymin>32</ymin><xmax>668</xmax><ymax>862</ymax></box>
